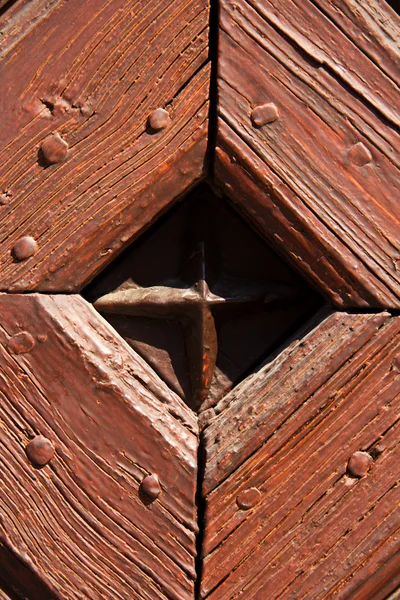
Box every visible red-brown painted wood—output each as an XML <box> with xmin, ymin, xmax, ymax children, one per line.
<box><xmin>215</xmin><ymin>0</ymin><xmax>400</xmax><ymax>308</ymax></box>
<box><xmin>0</xmin><ymin>0</ymin><xmax>209</xmax><ymax>291</ymax></box>
<box><xmin>0</xmin><ymin>294</ymin><xmax>198</xmax><ymax>599</ymax></box>
<box><xmin>201</xmin><ymin>311</ymin><xmax>400</xmax><ymax>598</ymax></box>
<box><xmin>1</xmin><ymin>1</ymin><xmax>399</xmax><ymax>598</ymax></box>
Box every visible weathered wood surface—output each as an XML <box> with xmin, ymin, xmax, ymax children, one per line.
<box><xmin>201</xmin><ymin>311</ymin><xmax>400</xmax><ymax>598</ymax></box>
<box><xmin>0</xmin><ymin>0</ymin><xmax>209</xmax><ymax>292</ymax></box>
<box><xmin>0</xmin><ymin>294</ymin><xmax>198</xmax><ymax>600</ymax></box>
<box><xmin>215</xmin><ymin>0</ymin><xmax>400</xmax><ymax>308</ymax></box>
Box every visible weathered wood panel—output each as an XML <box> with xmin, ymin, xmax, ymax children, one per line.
<box><xmin>0</xmin><ymin>0</ymin><xmax>209</xmax><ymax>291</ymax></box>
<box><xmin>215</xmin><ymin>0</ymin><xmax>400</xmax><ymax>308</ymax></box>
<box><xmin>201</xmin><ymin>311</ymin><xmax>400</xmax><ymax>598</ymax></box>
<box><xmin>0</xmin><ymin>294</ymin><xmax>198</xmax><ymax>599</ymax></box>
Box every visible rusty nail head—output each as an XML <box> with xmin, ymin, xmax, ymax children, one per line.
<box><xmin>40</xmin><ymin>133</ymin><xmax>69</xmax><ymax>165</ymax></box>
<box><xmin>236</xmin><ymin>487</ymin><xmax>262</xmax><ymax>510</ymax></box>
<box><xmin>26</xmin><ymin>435</ymin><xmax>55</xmax><ymax>467</ymax></box>
<box><xmin>12</xmin><ymin>236</ymin><xmax>38</xmax><ymax>261</ymax></box>
<box><xmin>347</xmin><ymin>451</ymin><xmax>372</xmax><ymax>477</ymax></box>
<box><xmin>7</xmin><ymin>331</ymin><xmax>35</xmax><ymax>355</ymax></box>
<box><xmin>251</xmin><ymin>103</ymin><xmax>279</xmax><ymax>127</ymax></box>
<box><xmin>349</xmin><ymin>142</ymin><xmax>372</xmax><ymax>167</ymax></box>
<box><xmin>148</xmin><ymin>108</ymin><xmax>170</xmax><ymax>131</ymax></box>
<box><xmin>140</xmin><ymin>474</ymin><xmax>161</xmax><ymax>501</ymax></box>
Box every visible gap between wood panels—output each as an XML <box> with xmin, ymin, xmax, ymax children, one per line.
<box><xmin>206</xmin><ymin>0</ymin><xmax>220</xmax><ymax>181</ymax></box>
<box><xmin>195</xmin><ymin>429</ymin><xmax>207</xmax><ymax>599</ymax></box>
<box><xmin>195</xmin><ymin>0</ymin><xmax>220</xmax><ymax>595</ymax></box>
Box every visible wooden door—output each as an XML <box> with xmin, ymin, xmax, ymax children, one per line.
<box><xmin>0</xmin><ymin>0</ymin><xmax>399</xmax><ymax>599</ymax></box>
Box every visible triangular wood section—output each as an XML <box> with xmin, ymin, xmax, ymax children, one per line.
<box><xmin>0</xmin><ymin>294</ymin><xmax>198</xmax><ymax>599</ymax></box>
<box><xmin>215</xmin><ymin>0</ymin><xmax>400</xmax><ymax>308</ymax></box>
<box><xmin>201</xmin><ymin>311</ymin><xmax>400</xmax><ymax>598</ymax></box>
<box><xmin>0</xmin><ymin>0</ymin><xmax>209</xmax><ymax>291</ymax></box>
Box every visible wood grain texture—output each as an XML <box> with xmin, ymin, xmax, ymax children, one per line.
<box><xmin>215</xmin><ymin>0</ymin><xmax>400</xmax><ymax>308</ymax></box>
<box><xmin>0</xmin><ymin>0</ymin><xmax>209</xmax><ymax>291</ymax></box>
<box><xmin>0</xmin><ymin>294</ymin><xmax>198</xmax><ymax>600</ymax></box>
<box><xmin>201</xmin><ymin>311</ymin><xmax>400</xmax><ymax>599</ymax></box>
